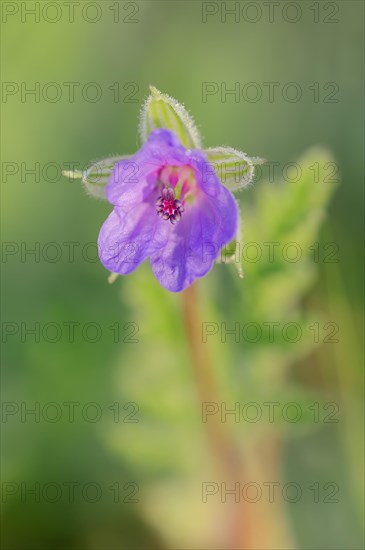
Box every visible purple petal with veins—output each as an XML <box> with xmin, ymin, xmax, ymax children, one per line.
<box><xmin>98</xmin><ymin>129</ymin><xmax>238</xmax><ymax>292</ymax></box>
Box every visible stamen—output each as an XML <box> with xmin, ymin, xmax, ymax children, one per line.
<box><xmin>156</xmin><ymin>165</ymin><xmax>196</xmax><ymax>224</ymax></box>
<box><xmin>156</xmin><ymin>186</ymin><xmax>184</xmax><ymax>224</ymax></box>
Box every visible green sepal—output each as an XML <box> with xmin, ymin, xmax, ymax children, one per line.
<box><xmin>62</xmin><ymin>155</ymin><xmax>130</xmax><ymax>199</ymax></box>
<box><xmin>204</xmin><ymin>146</ymin><xmax>265</xmax><ymax>191</ymax></box>
<box><xmin>139</xmin><ymin>86</ymin><xmax>201</xmax><ymax>149</ymax></box>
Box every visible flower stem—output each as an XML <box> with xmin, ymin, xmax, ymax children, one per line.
<box><xmin>182</xmin><ymin>282</ymin><xmax>245</xmax><ymax>548</ymax></box>
<box><xmin>182</xmin><ymin>282</ymin><xmax>296</xmax><ymax>550</ymax></box>
<box><xmin>182</xmin><ymin>283</ymin><xmax>240</xmax><ymax>474</ymax></box>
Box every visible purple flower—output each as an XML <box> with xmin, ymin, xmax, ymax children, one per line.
<box><xmin>98</xmin><ymin>129</ymin><xmax>239</xmax><ymax>292</ymax></box>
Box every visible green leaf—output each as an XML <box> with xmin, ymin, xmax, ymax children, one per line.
<box><xmin>242</xmin><ymin>147</ymin><xmax>339</xmax><ymax>281</ymax></box>
<box><xmin>204</xmin><ymin>146</ymin><xmax>264</xmax><ymax>191</ymax></box>
<box><xmin>254</xmin><ymin>146</ymin><xmax>339</xmax><ymax>240</ymax></box>
<box><xmin>139</xmin><ymin>86</ymin><xmax>201</xmax><ymax>149</ymax></box>
<box><xmin>62</xmin><ymin>155</ymin><xmax>129</xmax><ymax>199</ymax></box>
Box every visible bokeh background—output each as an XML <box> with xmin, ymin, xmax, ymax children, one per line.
<box><xmin>2</xmin><ymin>1</ymin><xmax>364</xmax><ymax>549</ymax></box>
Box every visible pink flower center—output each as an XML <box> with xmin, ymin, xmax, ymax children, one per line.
<box><xmin>156</xmin><ymin>187</ymin><xmax>184</xmax><ymax>224</ymax></box>
<box><xmin>156</xmin><ymin>165</ymin><xmax>195</xmax><ymax>224</ymax></box>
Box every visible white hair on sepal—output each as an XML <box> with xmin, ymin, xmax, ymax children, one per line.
<box><xmin>204</xmin><ymin>145</ymin><xmax>264</xmax><ymax>192</ymax></box>
<box><xmin>138</xmin><ymin>86</ymin><xmax>202</xmax><ymax>149</ymax></box>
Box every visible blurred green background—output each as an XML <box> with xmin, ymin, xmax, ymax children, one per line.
<box><xmin>1</xmin><ymin>1</ymin><xmax>364</xmax><ymax>549</ymax></box>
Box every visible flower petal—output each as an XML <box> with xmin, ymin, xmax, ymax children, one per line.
<box><xmin>105</xmin><ymin>129</ymin><xmax>189</xmax><ymax>207</ymax></box>
<box><xmin>98</xmin><ymin>206</ymin><xmax>168</xmax><ymax>275</ymax></box>
<box><xmin>100</xmin><ymin>130</ymin><xmax>239</xmax><ymax>291</ymax></box>
<box><xmin>150</xmin><ymin>166</ymin><xmax>238</xmax><ymax>292</ymax></box>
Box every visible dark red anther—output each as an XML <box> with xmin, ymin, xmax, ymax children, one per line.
<box><xmin>156</xmin><ymin>187</ymin><xmax>184</xmax><ymax>224</ymax></box>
